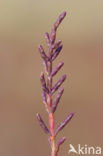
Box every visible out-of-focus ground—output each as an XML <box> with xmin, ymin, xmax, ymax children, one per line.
<box><xmin>0</xmin><ymin>1</ymin><xmax>103</xmax><ymax>156</ymax></box>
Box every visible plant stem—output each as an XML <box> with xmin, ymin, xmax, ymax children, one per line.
<box><xmin>47</xmin><ymin>47</ymin><xmax>57</xmax><ymax>156</ymax></box>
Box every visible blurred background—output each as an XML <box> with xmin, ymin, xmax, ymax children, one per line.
<box><xmin>0</xmin><ymin>0</ymin><xmax>103</xmax><ymax>156</ymax></box>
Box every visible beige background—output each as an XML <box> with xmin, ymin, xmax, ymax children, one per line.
<box><xmin>0</xmin><ymin>0</ymin><xmax>103</xmax><ymax>156</ymax></box>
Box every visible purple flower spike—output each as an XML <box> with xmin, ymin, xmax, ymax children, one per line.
<box><xmin>40</xmin><ymin>72</ymin><xmax>49</xmax><ymax>93</ymax></box>
<box><xmin>36</xmin><ymin>113</ymin><xmax>51</xmax><ymax>135</ymax></box>
<box><xmin>56</xmin><ymin>137</ymin><xmax>66</xmax><ymax>153</ymax></box>
<box><xmin>50</xmin><ymin>12</ymin><xmax>66</xmax><ymax>43</ymax></box>
<box><xmin>52</xmin><ymin>88</ymin><xmax>64</xmax><ymax>113</ymax></box>
<box><xmin>52</xmin><ymin>74</ymin><xmax>66</xmax><ymax>94</ymax></box>
<box><xmin>52</xmin><ymin>45</ymin><xmax>63</xmax><ymax>61</ymax></box>
<box><xmin>51</xmin><ymin>62</ymin><xmax>64</xmax><ymax>77</ymax></box>
<box><xmin>37</xmin><ymin>11</ymin><xmax>74</xmax><ymax>156</ymax></box>
<box><xmin>55</xmin><ymin>112</ymin><xmax>74</xmax><ymax>136</ymax></box>
<box><xmin>54</xmin><ymin>11</ymin><xmax>67</xmax><ymax>31</ymax></box>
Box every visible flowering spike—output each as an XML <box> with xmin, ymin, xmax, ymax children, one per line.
<box><xmin>36</xmin><ymin>113</ymin><xmax>51</xmax><ymax>135</ymax></box>
<box><xmin>52</xmin><ymin>75</ymin><xmax>66</xmax><ymax>94</ymax></box>
<box><xmin>52</xmin><ymin>88</ymin><xmax>64</xmax><ymax>113</ymax></box>
<box><xmin>37</xmin><ymin>11</ymin><xmax>74</xmax><ymax>156</ymax></box>
<box><xmin>51</xmin><ymin>45</ymin><xmax>63</xmax><ymax>61</ymax></box>
<box><xmin>54</xmin><ymin>11</ymin><xmax>66</xmax><ymax>31</ymax></box>
<box><xmin>55</xmin><ymin>112</ymin><xmax>74</xmax><ymax>136</ymax></box>
<box><xmin>50</xmin><ymin>11</ymin><xmax>66</xmax><ymax>43</ymax></box>
<box><xmin>51</xmin><ymin>62</ymin><xmax>64</xmax><ymax>77</ymax></box>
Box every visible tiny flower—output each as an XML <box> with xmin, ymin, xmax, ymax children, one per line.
<box><xmin>51</xmin><ymin>40</ymin><xmax>62</xmax><ymax>49</ymax></box>
<box><xmin>50</xmin><ymin>30</ymin><xmax>56</xmax><ymax>44</ymax></box>
<box><xmin>55</xmin><ymin>112</ymin><xmax>74</xmax><ymax>136</ymax></box>
<box><xmin>51</xmin><ymin>62</ymin><xmax>64</xmax><ymax>77</ymax></box>
<box><xmin>36</xmin><ymin>113</ymin><xmax>51</xmax><ymax>135</ymax></box>
<box><xmin>40</xmin><ymin>72</ymin><xmax>49</xmax><ymax>93</ymax></box>
<box><xmin>56</xmin><ymin>137</ymin><xmax>66</xmax><ymax>153</ymax></box>
<box><xmin>45</xmin><ymin>32</ymin><xmax>50</xmax><ymax>47</ymax></box>
<box><xmin>38</xmin><ymin>45</ymin><xmax>49</xmax><ymax>60</ymax></box>
<box><xmin>51</xmin><ymin>45</ymin><xmax>63</xmax><ymax>61</ymax></box>
<box><xmin>52</xmin><ymin>87</ymin><xmax>64</xmax><ymax>113</ymax></box>
<box><xmin>42</xmin><ymin>91</ymin><xmax>47</xmax><ymax>104</ymax></box>
<box><xmin>54</xmin><ymin>11</ymin><xmax>67</xmax><ymax>31</ymax></box>
<box><xmin>52</xmin><ymin>74</ymin><xmax>66</xmax><ymax>94</ymax></box>
<box><xmin>43</xmin><ymin>59</ymin><xmax>48</xmax><ymax>74</ymax></box>
<box><xmin>50</xmin><ymin>11</ymin><xmax>66</xmax><ymax>43</ymax></box>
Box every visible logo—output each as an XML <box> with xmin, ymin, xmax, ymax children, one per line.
<box><xmin>68</xmin><ymin>144</ymin><xmax>102</xmax><ymax>155</ymax></box>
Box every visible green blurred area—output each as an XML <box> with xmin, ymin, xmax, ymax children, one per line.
<box><xmin>0</xmin><ymin>1</ymin><xmax>103</xmax><ymax>156</ymax></box>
